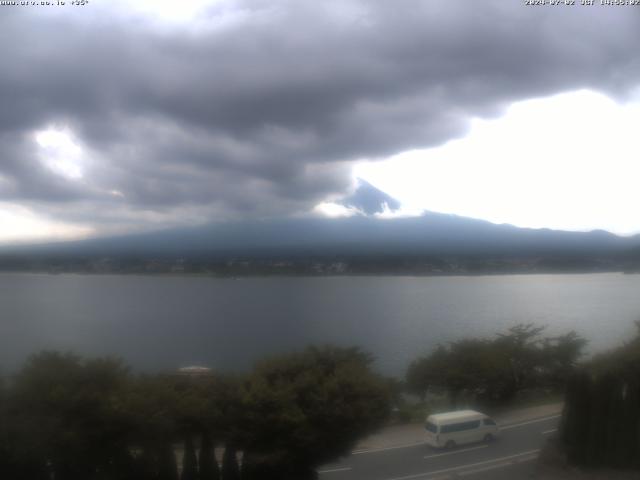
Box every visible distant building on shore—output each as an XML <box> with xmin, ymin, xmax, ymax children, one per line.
<box><xmin>175</xmin><ymin>365</ymin><xmax>214</xmax><ymax>377</ymax></box>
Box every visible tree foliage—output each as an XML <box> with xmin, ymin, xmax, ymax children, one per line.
<box><xmin>238</xmin><ymin>346</ymin><xmax>391</xmax><ymax>479</ymax></box>
<box><xmin>0</xmin><ymin>345</ymin><xmax>391</xmax><ymax>480</ymax></box>
<box><xmin>198</xmin><ymin>431</ymin><xmax>220</xmax><ymax>480</ymax></box>
<box><xmin>181</xmin><ymin>436</ymin><xmax>197</xmax><ymax>480</ymax></box>
<box><xmin>561</xmin><ymin>322</ymin><xmax>640</xmax><ymax>470</ymax></box>
<box><xmin>7</xmin><ymin>352</ymin><xmax>133</xmax><ymax>480</ymax></box>
<box><xmin>221</xmin><ymin>445</ymin><xmax>240</xmax><ymax>480</ymax></box>
<box><xmin>406</xmin><ymin>324</ymin><xmax>587</xmax><ymax>405</ymax></box>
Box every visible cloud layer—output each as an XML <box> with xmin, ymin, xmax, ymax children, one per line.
<box><xmin>2</xmin><ymin>0</ymin><xmax>640</xmax><ymax>238</ymax></box>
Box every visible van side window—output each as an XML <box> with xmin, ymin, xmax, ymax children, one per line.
<box><xmin>483</xmin><ymin>418</ymin><xmax>496</xmax><ymax>426</ymax></box>
<box><xmin>425</xmin><ymin>421</ymin><xmax>438</xmax><ymax>433</ymax></box>
<box><xmin>465</xmin><ymin>420</ymin><xmax>481</xmax><ymax>430</ymax></box>
<box><xmin>440</xmin><ymin>420</ymin><xmax>481</xmax><ymax>433</ymax></box>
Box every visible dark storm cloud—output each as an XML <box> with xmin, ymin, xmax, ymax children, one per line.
<box><xmin>1</xmin><ymin>0</ymin><xmax>640</xmax><ymax>232</ymax></box>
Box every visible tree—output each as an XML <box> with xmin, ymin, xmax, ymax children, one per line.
<box><xmin>221</xmin><ymin>445</ymin><xmax>240</xmax><ymax>480</ymax></box>
<box><xmin>494</xmin><ymin>323</ymin><xmax>547</xmax><ymax>393</ymax></box>
<box><xmin>238</xmin><ymin>346</ymin><xmax>391</xmax><ymax>479</ymax></box>
<box><xmin>561</xmin><ymin>323</ymin><xmax>640</xmax><ymax>470</ymax></box>
<box><xmin>446</xmin><ymin>338</ymin><xmax>515</xmax><ymax>403</ymax></box>
<box><xmin>9</xmin><ymin>351</ymin><xmax>133</xmax><ymax>480</ymax></box>
<box><xmin>198</xmin><ymin>431</ymin><xmax>220</xmax><ymax>480</ymax></box>
<box><xmin>169</xmin><ymin>373</ymin><xmax>241</xmax><ymax>480</ymax></box>
<box><xmin>406</xmin><ymin>345</ymin><xmax>448</xmax><ymax>400</ymax></box>
<box><xmin>157</xmin><ymin>442</ymin><xmax>179</xmax><ymax>480</ymax></box>
<box><xmin>125</xmin><ymin>375</ymin><xmax>184</xmax><ymax>480</ymax></box>
<box><xmin>406</xmin><ymin>338</ymin><xmax>514</xmax><ymax>405</ymax></box>
<box><xmin>540</xmin><ymin>331</ymin><xmax>588</xmax><ymax>388</ymax></box>
<box><xmin>561</xmin><ymin>371</ymin><xmax>592</xmax><ymax>465</ymax></box>
<box><xmin>406</xmin><ymin>324</ymin><xmax>587</xmax><ymax>406</ymax></box>
<box><xmin>181</xmin><ymin>435</ymin><xmax>198</xmax><ymax>480</ymax></box>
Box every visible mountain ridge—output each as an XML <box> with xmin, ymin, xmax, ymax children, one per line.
<box><xmin>1</xmin><ymin>210</ymin><xmax>638</xmax><ymax>260</ymax></box>
<box><xmin>2</xmin><ymin>182</ymin><xmax>639</xmax><ymax>274</ymax></box>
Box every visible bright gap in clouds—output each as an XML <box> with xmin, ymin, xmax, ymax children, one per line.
<box><xmin>35</xmin><ymin>127</ymin><xmax>84</xmax><ymax>180</ymax></box>
<box><xmin>115</xmin><ymin>0</ymin><xmax>232</xmax><ymax>26</ymax></box>
<box><xmin>314</xmin><ymin>202</ymin><xmax>361</xmax><ymax>218</ymax></box>
<box><xmin>0</xmin><ymin>204</ymin><xmax>92</xmax><ymax>245</ymax></box>
<box><xmin>355</xmin><ymin>89</ymin><xmax>640</xmax><ymax>236</ymax></box>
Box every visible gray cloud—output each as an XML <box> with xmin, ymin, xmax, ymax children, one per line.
<box><xmin>1</xmin><ymin>0</ymin><xmax>640</xmax><ymax>234</ymax></box>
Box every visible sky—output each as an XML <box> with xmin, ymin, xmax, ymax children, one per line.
<box><xmin>2</xmin><ymin>0</ymin><xmax>640</xmax><ymax>244</ymax></box>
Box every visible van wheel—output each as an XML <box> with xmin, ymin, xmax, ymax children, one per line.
<box><xmin>445</xmin><ymin>440</ymin><xmax>456</xmax><ymax>449</ymax></box>
<box><xmin>484</xmin><ymin>433</ymin><xmax>494</xmax><ymax>443</ymax></box>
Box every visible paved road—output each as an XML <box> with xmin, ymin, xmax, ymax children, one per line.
<box><xmin>318</xmin><ymin>414</ymin><xmax>561</xmax><ymax>480</ymax></box>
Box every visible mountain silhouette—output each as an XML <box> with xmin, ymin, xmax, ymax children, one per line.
<box><xmin>338</xmin><ymin>179</ymin><xmax>402</xmax><ymax>215</ymax></box>
<box><xmin>1</xmin><ymin>183</ymin><xmax>639</xmax><ymax>266</ymax></box>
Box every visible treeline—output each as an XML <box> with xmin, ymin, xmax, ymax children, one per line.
<box><xmin>0</xmin><ymin>253</ymin><xmax>626</xmax><ymax>277</ymax></box>
<box><xmin>406</xmin><ymin>323</ymin><xmax>587</xmax><ymax>405</ymax></box>
<box><xmin>0</xmin><ymin>346</ymin><xmax>391</xmax><ymax>480</ymax></box>
<box><xmin>561</xmin><ymin>323</ymin><xmax>640</xmax><ymax>470</ymax></box>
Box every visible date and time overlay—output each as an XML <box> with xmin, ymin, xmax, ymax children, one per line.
<box><xmin>0</xmin><ymin>1</ymin><xmax>88</xmax><ymax>6</ymax></box>
<box><xmin>525</xmin><ymin>0</ymin><xmax>640</xmax><ymax>5</ymax></box>
<box><xmin>2</xmin><ymin>0</ymin><xmax>640</xmax><ymax>8</ymax></box>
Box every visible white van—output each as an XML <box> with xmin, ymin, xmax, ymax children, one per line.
<box><xmin>424</xmin><ymin>410</ymin><xmax>500</xmax><ymax>449</ymax></box>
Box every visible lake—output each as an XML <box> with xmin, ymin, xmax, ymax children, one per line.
<box><xmin>1</xmin><ymin>272</ymin><xmax>638</xmax><ymax>376</ymax></box>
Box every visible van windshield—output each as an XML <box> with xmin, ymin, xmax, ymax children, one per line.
<box><xmin>425</xmin><ymin>421</ymin><xmax>438</xmax><ymax>433</ymax></box>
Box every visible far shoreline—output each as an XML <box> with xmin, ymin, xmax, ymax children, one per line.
<box><xmin>0</xmin><ymin>269</ymin><xmax>632</xmax><ymax>280</ymax></box>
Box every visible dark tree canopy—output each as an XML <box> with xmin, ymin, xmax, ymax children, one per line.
<box><xmin>6</xmin><ymin>352</ymin><xmax>133</xmax><ymax>480</ymax></box>
<box><xmin>181</xmin><ymin>436</ymin><xmax>197</xmax><ymax>480</ymax></box>
<box><xmin>238</xmin><ymin>346</ymin><xmax>391</xmax><ymax>477</ymax></box>
<box><xmin>406</xmin><ymin>324</ymin><xmax>587</xmax><ymax>404</ymax></box>
<box><xmin>221</xmin><ymin>445</ymin><xmax>240</xmax><ymax>480</ymax></box>
<box><xmin>0</xmin><ymin>345</ymin><xmax>391</xmax><ymax>480</ymax></box>
<box><xmin>198</xmin><ymin>431</ymin><xmax>220</xmax><ymax>480</ymax></box>
<box><xmin>562</xmin><ymin>323</ymin><xmax>640</xmax><ymax>470</ymax></box>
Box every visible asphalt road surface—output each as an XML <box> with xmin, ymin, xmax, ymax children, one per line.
<box><xmin>318</xmin><ymin>414</ymin><xmax>561</xmax><ymax>480</ymax></box>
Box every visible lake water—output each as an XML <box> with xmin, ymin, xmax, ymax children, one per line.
<box><xmin>1</xmin><ymin>272</ymin><xmax>639</xmax><ymax>376</ymax></box>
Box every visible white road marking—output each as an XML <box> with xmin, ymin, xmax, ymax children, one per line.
<box><xmin>382</xmin><ymin>449</ymin><xmax>541</xmax><ymax>480</ymax></box>
<box><xmin>516</xmin><ymin>454</ymin><xmax>540</xmax><ymax>463</ymax></box>
<box><xmin>542</xmin><ymin>428</ymin><xmax>558</xmax><ymax>435</ymax></box>
<box><xmin>318</xmin><ymin>467</ymin><xmax>353</xmax><ymax>474</ymax></box>
<box><xmin>501</xmin><ymin>414</ymin><xmax>561</xmax><ymax>430</ymax></box>
<box><xmin>352</xmin><ymin>441</ymin><xmax>425</xmax><ymax>455</ymax></box>
<box><xmin>458</xmin><ymin>461</ymin><xmax>512</xmax><ymax>476</ymax></box>
<box><xmin>423</xmin><ymin>444</ymin><xmax>488</xmax><ymax>459</ymax></box>
<box><xmin>458</xmin><ymin>453</ymin><xmax>539</xmax><ymax>476</ymax></box>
